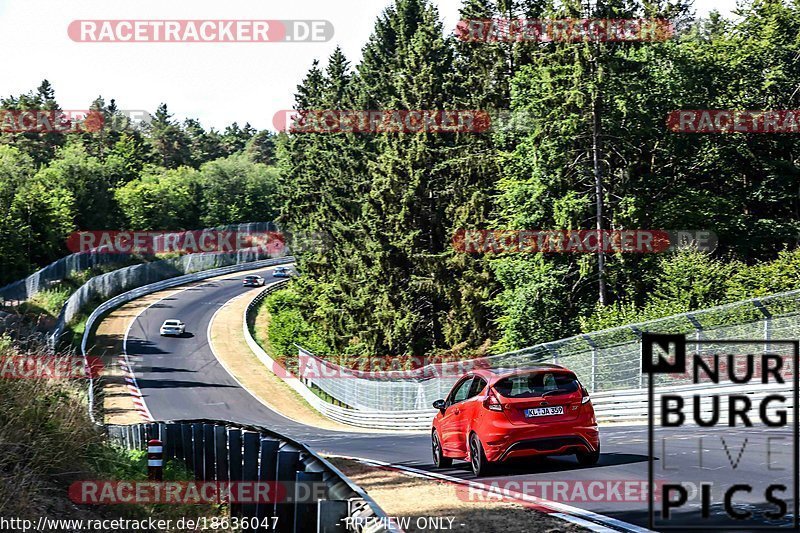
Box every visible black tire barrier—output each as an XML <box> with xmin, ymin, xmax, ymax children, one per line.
<box><xmin>106</xmin><ymin>419</ymin><xmax>387</xmax><ymax>533</ymax></box>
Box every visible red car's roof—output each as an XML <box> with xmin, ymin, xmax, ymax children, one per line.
<box><xmin>468</xmin><ymin>364</ymin><xmax>574</xmax><ymax>383</ymax></box>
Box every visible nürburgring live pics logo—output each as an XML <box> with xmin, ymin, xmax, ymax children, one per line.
<box><xmin>643</xmin><ymin>333</ymin><xmax>799</xmax><ymax>530</ymax></box>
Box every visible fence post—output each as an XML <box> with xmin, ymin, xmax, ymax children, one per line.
<box><xmin>257</xmin><ymin>438</ymin><xmax>280</xmax><ymax>531</ymax></box>
<box><xmin>544</xmin><ymin>344</ymin><xmax>558</xmax><ymax>365</ymax></box>
<box><xmin>316</xmin><ymin>501</ymin><xmax>349</xmax><ymax>533</ymax></box>
<box><xmin>228</xmin><ymin>428</ymin><xmax>243</xmax><ymax>518</ymax></box>
<box><xmin>158</xmin><ymin>422</ymin><xmax>167</xmax><ymax>445</ymax></box>
<box><xmin>139</xmin><ymin>425</ymin><xmax>147</xmax><ymax>449</ymax></box>
<box><xmin>294</xmin><ymin>471</ymin><xmax>324</xmax><ymax>533</ymax></box>
<box><xmin>275</xmin><ymin>450</ymin><xmax>301</xmax><ymax>533</ymax></box>
<box><xmin>191</xmin><ymin>423</ymin><xmax>204</xmax><ymax>480</ymax></box>
<box><xmin>203</xmin><ymin>424</ymin><xmax>216</xmax><ymax>481</ymax></box>
<box><xmin>686</xmin><ymin>314</ymin><xmax>703</xmax><ymax>359</ymax></box>
<box><xmin>181</xmin><ymin>424</ymin><xmax>193</xmax><ymax>470</ymax></box>
<box><xmin>630</xmin><ymin>326</ymin><xmax>643</xmax><ymax>388</ymax></box>
<box><xmin>131</xmin><ymin>424</ymin><xmax>141</xmax><ymax>450</ymax></box>
<box><xmin>165</xmin><ymin>424</ymin><xmax>180</xmax><ymax>460</ymax></box>
<box><xmin>147</xmin><ymin>439</ymin><xmax>163</xmax><ymax>481</ymax></box>
<box><xmin>754</xmin><ymin>300</ymin><xmax>772</xmax><ymax>354</ymax></box>
<box><xmin>242</xmin><ymin>431</ymin><xmax>260</xmax><ymax>529</ymax></box>
<box><xmin>581</xmin><ymin>335</ymin><xmax>598</xmax><ymax>393</ymax></box>
<box><xmin>214</xmin><ymin>426</ymin><xmax>229</xmax><ymax>482</ymax></box>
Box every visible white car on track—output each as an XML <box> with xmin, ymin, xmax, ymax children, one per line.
<box><xmin>243</xmin><ymin>275</ymin><xmax>266</xmax><ymax>287</ymax></box>
<box><xmin>159</xmin><ymin>319</ymin><xmax>186</xmax><ymax>336</ymax></box>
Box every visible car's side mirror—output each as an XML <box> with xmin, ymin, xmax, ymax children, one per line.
<box><xmin>433</xmin><ymin>399</ymin><xmax>446</xmax><ymax>411</ymax></box>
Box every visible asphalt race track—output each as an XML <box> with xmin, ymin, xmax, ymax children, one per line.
<box><xmin>124</xmin><ymin>267</ymin><xmax>796</xmax><ymax>532</ymax></box>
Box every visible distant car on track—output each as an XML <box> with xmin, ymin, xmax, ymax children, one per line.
<box><xmin>431</xmin><ymin>366</ymin><xmax>599</xmax><ymax>476</ymax></box>
<box><xmin>159</xmin><ymin>319</ymin><xmax>186</xmax><ymax>336</ymax></box>
<box><xmin>272</xmin><ymin>267</ymin><xmax>291</xmax><ymax>278</ymax></box>
<box><xmin>242</xmin><ymin>275</ymin><xmax>265</xmax><ymax>287</ymax></box>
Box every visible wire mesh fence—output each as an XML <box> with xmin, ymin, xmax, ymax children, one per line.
<box><xmin>47</xmin><ymin>222</ymin><xmax>283</xmax><ymax>347</ymax></box>
<box><xmin>0</xmin><ymin>222</ymin><xmax>279</xmax><ymax>304</ymax></box>
<box><xmin>298</xmin><ymin>289</ymin><xmax>800</xmax><ymax>411</ymax></box>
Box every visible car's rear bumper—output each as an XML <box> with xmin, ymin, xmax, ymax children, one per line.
<box><xmin>496</xmin><ymin>431</ymin><xmax>599</xmax><ymax>461</ymax></box>
<box><xmin>479</xmin><ymin>415</ymin><xmax>599</xmax><ymax>462</ymax></box>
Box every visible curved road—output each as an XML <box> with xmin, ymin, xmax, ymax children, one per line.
<box><xmin>124</xmin><ymin>267</ymin><xmax>795</xmax><ymax>532</ymax></box>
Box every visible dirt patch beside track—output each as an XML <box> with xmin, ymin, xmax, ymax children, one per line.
<box><xmin>326</xmin><ymin>457</ymin><xmax>588</xmax><ymax>533</ymax></box>
<box><xmin>208</xmin><ymin>288</ymin><xmax>376</xmax><ymax>432</ymax></box>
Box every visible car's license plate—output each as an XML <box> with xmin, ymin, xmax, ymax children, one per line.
<box><xmin>525</xmin><ymin>406</ymin><xmax>564</xmax><ymax>417</ymax></box>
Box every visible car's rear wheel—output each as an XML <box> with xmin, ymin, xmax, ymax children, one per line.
<box><xmin>432</xmin><ymin>431</ymin><xmax>452</xmax><ymax>468</ymax></box>
<box><xmin>576</xmin><ymin>444</ymin><xmax>600</xmax><ymax>466</ymax></box>
<box><xmin>469</xmin><ymin>433</ymin><xmax>492</xmax><ymax>477</ymax></box>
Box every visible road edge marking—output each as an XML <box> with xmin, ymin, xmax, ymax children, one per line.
<box><xmin>206</xmin><ymin>288</ymin><xmax>316</xmax><ymax>428</ymax></box>
<box><xmin>324</xmin><ymin>454</ymin><xmax>655</xmax><ymax>533</ymax></box>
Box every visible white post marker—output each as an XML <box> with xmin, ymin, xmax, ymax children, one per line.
<box><xmin>148</xmin><ymin>438</ymin><xmax>163</xmax><ymax>481</ymax></box>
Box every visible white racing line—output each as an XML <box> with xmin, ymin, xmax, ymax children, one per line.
<box><xmin>121</xmin><ymin>298</ymin><xmax>162</xmax><ymax>422</ymax></box>
<box><xmin>204</xmin><ymin>288</ymin><xmax>309</xmax><ymax>428</ymax></box>
<box><xmin>117</xmin><ymin>269</ymin><xmax>653</xmax><ymax>533</ymax></box>
<box><xmin>119</xmin><ymin>266</ymin><xmax>280</xmax><ymax>423</ymax></box>
<box><xmin>325</xmin><ymin>454</ymin><xmax>654</xmax><ymax>533</ymax></box>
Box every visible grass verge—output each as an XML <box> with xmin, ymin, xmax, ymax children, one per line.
<box><xmin>0</xmin><ymin>340</ymin><xmax>227</xmax><ymax>528</ymax></box>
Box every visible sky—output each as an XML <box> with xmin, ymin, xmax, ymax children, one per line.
<box><xmin>0</xmin><ymin>0</ymin><xmax>736</xmax><ymax>131</ymax></box>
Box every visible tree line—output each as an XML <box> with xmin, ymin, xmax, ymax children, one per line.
<box><xmin>274</xmin><ymin>0</ymin><xmax>800</xmax><ymax>360</ymax></box>
<box><xmin>0</xmin><ymin>82</ymin><xmax>280</xmax><ymax>285</ymax></box>
<box><xmin>4</xmin><ymin>0</ymin><xmax>800</xmax><ymax>359</ymax></box>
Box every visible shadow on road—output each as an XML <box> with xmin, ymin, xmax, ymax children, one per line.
<box><xmin>404</xmin><ymin>452</ymin><xmax>650</xmax><ymax>479</ymax></box>
<box><xmin>136</xmin><ymin>377</ymin><xmax>240</xmax><ymax>390</ymax></box>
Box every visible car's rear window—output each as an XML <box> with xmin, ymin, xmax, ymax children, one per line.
<box><xmin>245</xmin><ymin>276</ymin><xmax>257</xmax><ymax>280</ymax></box>
<box><xmin>165</xmin><ymin>320</ymin><xmax>179</xmax><ymax>325</ymax></box>
<box><xmin>494</xmin><ymin>372</ymin><xmax>579</xmax><ymax>398</ymax></box>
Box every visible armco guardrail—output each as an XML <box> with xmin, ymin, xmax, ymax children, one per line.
<box><xmin>0</xmin><ymin>222</ymin><xmax>278</xmax><ymax>304</ymax></box>
<box><xmin>107</xmin><ymin>419</ymin><xmax>393</xmax><ymax>533</ymax></box>
<box><xmin>292</xmin><ymin>287</ymin><xmax>800</xmax><ymax>414</ymax></box>
<box><xmin>52</xmin><ymin>247</ymin><xmax>285</xmax><ymax>348</ymax></box>
<box><xmin>243</xmin><ymin>284</ymin><xmax>435</xmax><ymax>431</ymax></box>
<box><xmin>243</xmin><ymin>281</ymin><xmax>799</xmax><ymax>428</ymax></box>
<box><xmin>81</xmin><ymin>256</ymin><xmax>294</xmax><ymax>424</ymax></box>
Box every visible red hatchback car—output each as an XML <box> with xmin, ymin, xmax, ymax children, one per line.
<box><xmin>431</xmin><ymin>365</ymin><xmax>600</xmax><ymax>476</ymax></box>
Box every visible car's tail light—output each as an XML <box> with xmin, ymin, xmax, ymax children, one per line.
<box><xmin>581</xmin><ymin>384</ymin><xmax>591</xmax><ymax>404</ymax></box>
<box><xmin>484</xmin><ymin>388</ymin><xmax>503</xmax><ymax>411</ymax></box>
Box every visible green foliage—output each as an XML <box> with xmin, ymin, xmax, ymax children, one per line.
<box><xmin>6</xmin><ymin>0</ymin><xmax>800</xmax><ymax>362</ymax></box>
<box><xmin>115</xmin><ymin>166</ymin><xmax>200</xmax><ymax>230</ymax></box>
<box><xmin>726</xmin><ymin>248</ymin><xmax>800</xmax><ymax>300</ymax></box>
<box><xmin>0</xmin><ymin>84</ymin><xmax>281</xmax><ymax>287</ymax></box>
<box><xmin>274</xmin><ymin>0</ymin><xmax>800</xmax><ymax>358</ymax></box>
<box><xmin>197</xmin><ymin>154</ymin><xmax>280</xmax><ymax>227</ymax></box>
<box><xmin>580</xmin><ymin>248</ymin><xmax>800</xmax><ymax>332</ymax></box>
<box><xmin>490</xmin><ymin>256</ymin><xmax>579</xmax><ymax>351</ymax></box>
<box><xmin>261</xmin><ymin>285</ymin><xmax>331</xmax><ymax>361</ymax></box>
